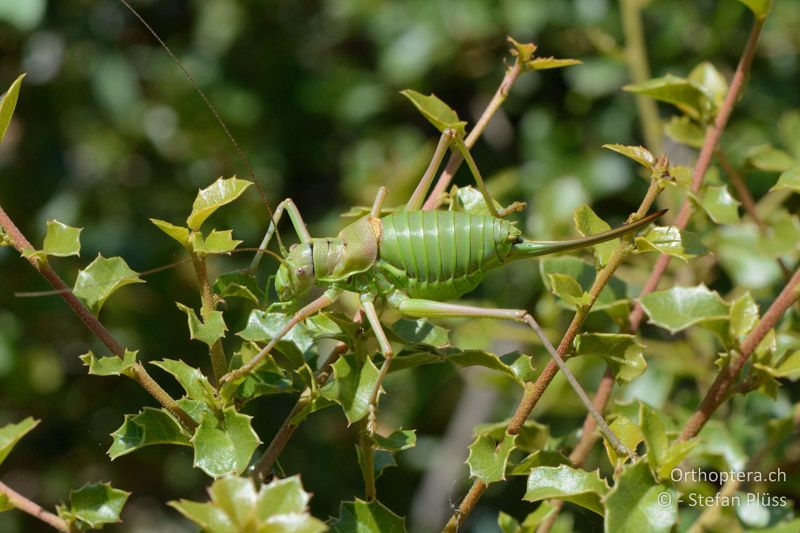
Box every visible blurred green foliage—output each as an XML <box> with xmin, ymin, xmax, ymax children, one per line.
<box><xmin>0</xmin><ymin>0</ymin><xmax>799</xmax><ymax>531</ymax></box>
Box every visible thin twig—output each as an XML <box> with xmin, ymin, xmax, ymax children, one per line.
<box><xmin>0</xmin><ymin>481</ymin><xmax>69</xmax><ymax>532</ymax></box>
<box><xmin>189</xmin><ymin>251</ymin><xmax>227</xmax><ymax>386</ymax></box>
<box><xmin>0</xmin><ymin>205</ymin><xmax>197</xmax><ymax>431</ymax></box>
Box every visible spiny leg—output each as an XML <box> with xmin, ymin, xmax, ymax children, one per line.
<box><xmin>395</xmin><ymin>297</ymin><xmax>633</xmax><ymax>459</ymax></box>
<box><xmin>360</xmin><ymin>297</ymin><xmax>394</xmax><ymax>429</ymax></box>
<box><xmin>221</xmin><ymin>288</ymin><xmax>342</xmax><ymax>383</ymax></box>
<box><xmin>406</xmin><ymin>129</ymin><xmax>457</xmax><ymax>212</ymax></box>
<box><xmin>251</xmin><ymin>198</ymin><xmax>313</xmax><ymax>270</ymax></box>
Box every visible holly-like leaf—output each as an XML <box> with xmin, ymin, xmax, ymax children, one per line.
<box><xmin>332</xmin><ymin>499</ymin><xmax>406</xmax><ymax>533</ymax></box>
<box><xmin>604</xmin><ymin>462</ymin><xmax>678</xmax><ymax>533</ymax></box>
<box><xmin>373</xmin><ymin>429</ymin><xmax>416</xmax><ymax>452</ymax></box>
<box><xmin>546</xmin><ymin>273</ymin><xmax>592</xmax><ymax>307</ymax></box>
<box><xmin>475</xmin><ymin>419</ymin><xmax>548</xmax><ymax>454</ymax></box>
<box><xmin>691</xmin><ymin>185</ymin><xmax>741</xmax><ymax>224</ymax></box>
<box><xmin>573</xmin><ymin>205</ymin><xmax>617</xmax><ymax>267</ymax></box>
<box><xmin>192</xmin><ymin>408</ymin><xmax>261</xmax><ymax>478</ymax></box>
<box><xmin>624</xmin><ymin>75</ymin><xmax>709</xmax><ymax>121</ymax></box>
<box><xmin>186</xmin><ymin>177</ymin><xmax>252</xmax><ymax>230</ymax></box>
<box><xmin>746</xmin><ymin>144</ymin><xmax>796</xmax><ymax>173</ymax></box>
<box><xmin>449</xmin><ymin>185</ymin><xmax>514</xmax><ymax>217</ymax></box>
<box><xmin>191</xmin><ymin>229</ymin><xmax>242</xmax><ymax>255</ymax></box>
<box><xmin>151</xmin><ymin>359</ymin><xmax>217</xmax><ymax>407</ymax></box>
<box><xmin>540</xmin><ymin>256</ymin><xmax>628</xmax><ymax>312</ymax></box>
<box><xmin>603</xmin><ymin>416</ymin><xmax>643</xmax><ymax>467</ymax></box>
<box><xmin>0</xmin><ymin>74</ymin><xmax>24</xmax><ymax>143</ymax></box>
<box><xmin>389</xmin><ymin>318</ymin><xmax>449</xmax><ymax>348</ymax></box>
<box><xmin>771</xmin><ymin>166</ymin><xmax>800</xmax><ymax>193</ymax></box>
<box><xmin>737</xmin><ymin>0</ymin><xmax>773</xmax><ymax>20</ymax></box>
<box><xmin>602</xmin><ymin>144</ymin><xmax>655</xmax><ymax>169</ymax></box>
<box><xmin>635</xmin><ymin>226</ymin><xmax>707</xmax><ymax>262</ymax></box>
<box><xmin>573</xmin><ymin>333</ymin><xmax>646</xmax><ymax>383</ymax></box>
<box><xmin>56</xmin><ymin>483</ymin><xmax>130</xmax><ymax>530</ymax></box>
<box><xmin>730</xmin><ymin>292</ymin><xmax>759</xmax><ymax>339</ymax></box>
<box><xmin>24</xmin><ymin>220</ymin><xmax>82</xmax><ymax>260</ymax></box>
<box><xmin>639</xmin><ymin>403</ymin><xmax>668</xmax><ymax>474</ymax></box>
<box><xmin>755</xmin><ymin>350</ymin><xmax>800</xmax><ymax>380</ymax></box>
<box><xmin>321</xmin><ymin>354</ymin><xmax>380</xmax><ymax>425</ymax></box>
<box><xmin>467</xmin><ymin>432</ymin><xmax>517</xmax><ymax>484</ymax></box>
<box><xmin>687</xmin><ymin>62</ymin><xmax>728</xmax><ymax>109</ymax></box>
<box><xmin>80</xmin><ymin>349</ymin><xmax>137</xmax><ymax>378</ymax></box>
<box><xmin>170</xmin><ymin>475</ymin><xmax>326</xmax><ymax>533</ymax></box>
<box><xmin>108</xmin><ymin>407</ymin><xmax>191</xmax><ymax>459</ymax></box>
<box><xmin>176</xmin><ymin>303</ymin><xmax>227</xmax><ymax>347</ymax></box>
<box><xmin>524</xmin><ymin>465</ymin><xmax>609</xmax><ymax>515</ymax></box>
<box><xmin>657</xmin><ymin>439</ymin><xmax>699</xmax><ymax>481</ymax></box>
<box><xmin>213</xmin><ymin>272</ymin><xmax>263</xmax><ymax>304</ymax></box>
<box><xmin>639</xmin><ymin>285</ymin><xmax>729</xmax><ymax>334</ymax></box>
<box><xmin>237</xmin><ymin>311</ymin><xmax>312</xmax><ymax>367</ymax></box>
<box><xmin>510</xmin><ymin>450</ymin><xmax>571</xmax><ymax>476</ymax></box>
<box><xmin>0</xmin><ymin>417</ymin><xmax>39</xmax><ymax>468</ymax></box>
<box><xmin>664</xmin><ymin>115</ymin><xmax>705</xmax><ymax>148</ymax></box>
<box><xmin>73</xmin><ymin>255</ymin><xmax>144</xmax><ymax>314</ymax></box>
<box><xmin>399</xmin><ymin>89</ymin><xmax>466</xmax><ymax>135</ymax></box>
<box><xmin>527</xmin><ymin>57</ymin><xmax>582</xmax><ymax>70</ymax></box>
<box><xmin>149</xmin><ymin>218</ymin><xmax>190</xmax><ymax>247</ymax></box>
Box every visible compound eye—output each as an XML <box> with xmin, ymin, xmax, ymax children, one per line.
<box><xmin>296</xmin><ymin>267</ymin><xmax>305</xmax><ymax>276</ymax></box>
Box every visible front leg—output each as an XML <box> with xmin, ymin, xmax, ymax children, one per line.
<box><xmin>251</xmin><ymin>198</ymin><xmax>313</xmax><ymax>270</ymax></box>
<box><xmin>393</xmin><ymin>296</ymin><xmax>633</xmax><ymax>459</ymax></box>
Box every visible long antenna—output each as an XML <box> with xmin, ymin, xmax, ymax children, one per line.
<box><xmin>116</xmin><ymin>0</ymin><xmax>284</xmax><ymax>252</ymax></box>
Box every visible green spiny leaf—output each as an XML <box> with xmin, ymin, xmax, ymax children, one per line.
<box><xmin>635</xmin><ymin>226</ymin><xmax>707</xmax><ymax>262</ymax></box>
<box><xmin>623</xmin><ymin>74</ymin><xmax>709</xmax><ymax>121</ymax></box>
<box><xmin>657</xmin><ymin>439</ymin><xmax>700</xmax><ymax>481</ymax></box>
<box><xmin>729</xmin><ymin>292</ymin><xmax>759</xmax><ymax>340</ymax></box>
<box><xmin>0</xmin><ymin>417</ymin><xmax>39</xmax><ymax>468</ymax></box>
<box><xmin>80</xmin><ymin>349</ymin><xmax>137</xmax><ymax>378</ymax></box>
<box><xmin>24</xmin><ymin>220</ymin><xmax>82</xmax><ymax>260</ymax></box>
<box><xmin>639</xmin><ymin>402</ymin><xmax>668</xmax><ymax>473</ymax></box>
<box><xmin>108</xmin><ymin>407</ymin><xmax>191</xmax><ymax>459</ymax></box>
<box><xmin>771</xmin><ymin>166</ymin><xmax>800</xmax><ymax>193</ymax></box>
<box><xmin>687</xmin><ymin>62</ymin><xmax>728</xmax><ymax>110</ymax></box>
<box><xmin>602</xmin><ymin>144</ymin><xmax>655</xmax><ymax>169</ymax></box>
<box><xmin>187</xmin><ymin>177</ymin><xmax>252</xmax><ymax>230</ymax></box>
<box><xmin>149</xmin><ymin>218</ymin><xmax>190</xmax><ymax>247</ymax></box>
<box><xmin>332</xmin><ymin>499</ymin><xmax>406</xmax><ymax>533</ymax></box>
<box><xmin>0</xmin><ymin>74</ymin><xmax>24</xmax><ymax>143</ymax></box>
<box><xmin>603</xmin><ymin>416</ymin><xmax>643</xmax><ymax>467</ymax></box>
<box><xmin>509</xmin><ymin>450</ymin><xmax>571</xmax><ymax>476</ymax></box>
<box><xmin>475</xmin><ymin>419</ymin><xmax>548</xmax><ymax>454</ymax></box>
<box><xmin>540</xmin><ymin>256</ymin><xmax>628</xmax><ymax>312</ymax></box>
<box><xmin>604</xmin><ymin>462</ymin><xmax>677</xmax><ymax>533</ymax></box>
<box><xmin>546</xmin><ymin>273</ymin><xmax>592</xmax><ymax>307</ymax></box>
<box><xmin>321</xmin><ymin>354</ymin><xmax>380</xmax><ymax>425</ymax></box>
<box><xmin>389</xmin><ymin>318</ymin><xmax>449</xmax><ymax>348</ymax></box>
<box><xmin>399</xmin><ymin>89</ymin><xmax>466</xmax><ymax>135</ymax></box>
<box><xmin>573</xmin><ymin>333</ymin><xmax>647</xmax><ymax>383</ymax></box>
<box><xmin>56</xmin><ymin>483</ymin><xmax>130</xmax><ymax>530</ymax></box>
<box><xmin>176</xmin><ymin>303</ymin><xmax>227</xmax><ymax>347</ymax></box>
<box><xmin>639</xmin><ymin>285</ymin><xmax>730</xmax><ymax>334</ymax></box>
<box><xmin>573</xmin><ymin>204</ymin><xmax>617</xmax><ymax>267</ymax></box>
<box><xmin>524</xmin><ymin>465</ymin><xmax>609</xmax><ymax>515</ymax></box>
<box><xmin>191</xmin><ymin>229</ymin><xmax>242</xmax><ymax>255</ymax></box>
<box><xmin>73</xmin><ymin>255</ymin><xmax>144</xmax><ymax>314</ymax></box>
<box><xmin>467</xmin><ymin>432</ymin><xmax>517</xmax><ymax>484</ymax></box>
<box><xmin>151</xmin><ymin>359</ymin><xmax>217</xmax><ymax>407</ymax></box>
<box><xmin>213</xmin><ymin>272</ymin><xmax>263</xmax><ymax>304</ymax></box>
<box><xmin>192</xmin><ymin>408</ymin><xmax>261</xmax><ymax>478</ymax></box>
<box><xmin>691</xmin><ymin>184</ymin><xmax>741</xmax><ymax>224</ymax></box>
<box><xmin>373</xmin><ymin>429</ymin><xmax>416</xmax><ymax>452</ymax></box>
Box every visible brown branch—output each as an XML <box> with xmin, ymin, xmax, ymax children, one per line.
<box><xmin>442</xmin><ymin>176</ymin><xmax>664</xmax><ymax>531</ymax></box>
<box><xmin>0</xmin><ymin>205</ymin><xmax>197</xmax><ymax>431</ymax></box>
<box><xmin>0</xmin><ymin>481</ymin><xmax>69</xmax><ymax>532</ymax></box>
<box><xmin>680</xmin><ymin>267</ymin><xmax>800</xmax><ymax>441</ymax></box>
<box><xmin>628</xmin><ymin>17</ymin><xmax>766</xmax><ymax>331</ymax></box>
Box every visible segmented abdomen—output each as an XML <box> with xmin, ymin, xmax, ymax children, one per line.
<box><xmin>378</xmin><ymin>211</ymin><xmax>519</xmax><ymax>300</ymax></box>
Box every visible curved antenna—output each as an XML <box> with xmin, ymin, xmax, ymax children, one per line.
<box><xmin>116</xmin><ymin>0</ymin><xmax>285</xmax><ymax>252</ymax></box>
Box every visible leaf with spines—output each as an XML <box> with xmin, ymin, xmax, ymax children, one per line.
<box><xmin>170</xmin><ymin>476</ymin><xmax>326</xmax><ymax>533</ymax></box>
<box><xmin>0</xmin><ymin>417</ymin><xmax>39</xmax><ymax>468</ymax></box>
<box><xmin>389</xmin><ymin>347</ymin><xmax>534</xmax><ymax>385</ymax></box>
<box><xmin>176</xmin><ymin>303</ymin><xmax>227</xmax><ymax>347</ymax></box>
<box><xmin>150</xmin><ymin>218</ymin><xmax>190</xmax><ymax>247</ymax></box>
<box><xmin>213</xmin><ymin>272</ymin><xmax>263</xmax><ymax>303</ymax></box>
<box><xmin>399</xmin><ymin>89</ymin><xmax>466</xmax><ymax>135</ymax></box>
<box><xmin>509</xmin><ymin>450</ymin><xmax>571</xmax><ymax>477</ymax></box>
<box><xmin>373</xmin><ymin>429</ymin><xmax>416</xmax><ymax>452</ymax></box>
<box><xmin>191</xmin><ymin>229</ymin><xmax>242</xmax><ymax>255</ymax></box>
<box><xmin>23</xmin><ymin>220</ymin><xmax>82</xmax><ymax>260</ymax></box>
<box><xmin>639</xmin><ymin>285</ymin><xmax>730</xmax><ymax>334</ymax></box>
<box><xmin>186</xmin><ymin>177</ymin><xmax>252</xmax><ymax>230</ymax></box>
<box><xmin>772</xmin><ymin>166</ymin><xmax>800</xmax><ymax>193</ymax></box>
<box><xmin>389</xmin><ymin>318</ymin><xmax>449</xmax><ymax>348</ymax></box>
<box><xmin>546</xmin><ymin>273</ymin><xmax>592</xmax><ymax>307</ymax></box>
<box><xmin>475</xmin><ymin>419</ymin><xmax>548</xmax><ymax>453</ymax></box>
<box><xmin>540</xmin><ymin>256</ymin><xmax>628</xmax><ymax>312</ymax></box>
<box><xmin>321</xmin><ymin>354</ymin><xmax>380</xmax><ymax>424</ymax></box>
<box><xmin>523</xmin><ymin>465</ymin><xmax>609</xmax><ymax>515</ymax></box>
<box><xmin>56</xmin><ymin>483</ymin><xmax>130</xmax><ymax>530</ymax></box>
<box><xmin>73</xmin><ymin>255</ymin><xmax>144</xmax><ymax>314</ymax></box>
<box><xmin>635</xmin><ymin>226</ymin><xmax>707</xmax><ymax>261</ymax></box>
<box><xmin>573</xmin><ymin>205</ymin><xmax>616</xmax><ymax>267</ymax></box>
<box><xmin>604</xmin><ymin>462</ymin><xmax>678</xmax><ymax>533</ymax></box>
<box><xmin>691</xmin><ymin>185</ymin><xmax>741</xmax><ymax>224</ymax></box>
<box><xmin>467</xmin><ymin>432</ymin><xmax>517</xmax><ymax>484</ymax></box>
<box><xmin>624</xmin><ymin>74</ymin><xmax>710</xmax><ymax>121</ymax></box>
<box><xmin>151</xmin><ymin>359</ymin><xmax>217</xmax><ymax>407</ymax></box>
<box><xmin>192</xmin><ymin>408</ymin><xmax>261</xmax><ymax>477</ymax></box>
<box><xmin>0</xmin><ymin>74</ymin><xmax>24</xmax><ymax>143</ymax></box>
<box><xmin>332</xmin><ymin>499</ymin><xmax>406</xmax><ymax>533</ymax></box>
<box><xmin>573</xmin><ymin>333</ymin><xmax>646</xmax><ymax>383</ymax></box>
<box><xmin>80</xmin><ymin>349</ymin><xmax>137</xmax><ymax>378</ymax></box>
<box><xmin>603</xmin><ymin>416</ymin><xmax>643</xmax><ymax>467</ymax></box>
<box><xmin>603</xmin><ymin>144</ymin><xmax>655</xmax><ymax>169</ymax></box>
<box><xmin>108</xmin><ymin>407</ymin><xmax>191</xmax><ymax>459</ymax></box>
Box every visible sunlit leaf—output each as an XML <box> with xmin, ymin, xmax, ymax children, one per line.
<box><xmin>56</xmin><ymin>483</ymin><xmax>130</xmax><ymax>530</ymax></box>
<box><xmin>657</xmin><ymin>439</ymin><xmax>700</xmax><ymax>481</ymax></box>
<box><xmin>191</xmin><ymin>229</ymin><xmax>242</xmax><ymax>255</ymax></box>
<box><xmin>399</xmin><ymin>89</ymin><xmax>466</xmax><ymax>135</ymax></box>
<box><xmin>0</xmin><ymin>74</ymin><xmax>24</xmax><ymax>143</ymax></box>
<box><xmin>510</xmin><ymin>450</ymin><xmax>570</xmax><ymax>476</ymax></box>
<box><xmin>108</xmin><ymin>407</ymin><xmax>191</xmax><ymax>459</ymax></box>
<box><xmin>635</xmin><ymin>226</ymin><xmax>707</xmax><ymax>261</ymax></box>
<box><xmin>527</xmin><ymin>57</ymin><xmax>582</xmax><ymax>70</ymax></box>
<box><xmin>687</xmin><ymin>62</ymin><xmax>728</xmax><ymax>109</ymax></box>
<box><xmin>664</xmin><ymin>115</ymin><xmax>705</xmax><ymax>148</ymax></box>
<box><xmin>192</xmin><ymin>408</ymin><xmax>261</xmax><ymax>478</ymax></box>
<box><xmin>573</xmin><ymin>204</ymin><xmax>617</xmax><ymax>267</ymax></box>
<box><xmin>176</xmin><ymin>303</ymin><xmax>227</xmax><ymax>347</ymax></box>
<box><xmin>80</xmin><ymin>349</ymin><xmax>137</xmax><ymax>378</ymax></box>
<box><xmin>150</xmin><ymin>218</ymin><xmax>190</xmax><ymax>247</ymax></box>
<box><xmin>691</xmin><ymin>185</ymin><xmax>741</xmax><ymax>224</ymax></box>
<box><xmin>540</xmin><ymin>257</ymin><xmax>628</xmax><ymax>312</ymax></box>
<box><xmin>332</xmin><ymin>499</ymin><xmax>406</xmax><ymax>533</ymax></box>
<box><xmin>624</xmin><ymin>74</ymin><xmax>709</xmax><ymax>121</ymax></box>
<box><xmin>321</xmin><ymin>354</ymin><xmax>380</xmax><ymax>425</ymax></box>
<box><xmin>524</xmin><ymin>465</ymin><xmax>609</xmax><ymax>515</ymax></box>
<box><xmin>467</xmin><ymin>432</ymin><xmax>517</xmax><ymax>484</ymax></box>
<box><xmin>737</xmin><ymin>0</ymin><xmax>773</xmax><ymax>19</ymax></box>
<box><xmin>573</xmin><ymin>333</ymin><xmax>646</xmax><ymax>383</ymax></box>
<box><xmin>73</xmin><ymin>255</ymin><xmax>144</xmax><ymax>314</ymax></box>
<box><xmin>771</xmin><ymin>166</ymin><xmax>800</xmax><ymax>193</ymax></box>
<box><xmin>0</xmin><ymin>417</ymin><xmax>39</xmax><ymax>468</ymax></box>
<box><xmin>729</xmin><ymin>292</ymin><xmax>759</xmax><ymax>339</ymax></box>
<box><xmin>603</xmin><ymin>416</ymin><xmax>643</xmax><ymax>467</ymax></box>
<box><xmin>546</xmin><ymin>273</ymin><xmax>592</xmax><ymax>307</ymax></box>
<box><xmin>186</xmin><ymin>177</ymin><xmax>252</xmax><ymax>230</ymax></box>
<box><xmin>604</xmin><ymin>462</ymin><xmax>677</xmax><ymax>533</ymax></box>
<box><xmin>24</xmin><ymin>220</ymin><xmax>82</xmax><ymax>260</ymax></box>
<box><xmin>602</xmin><ymin>144</ymin><xmax>655</xmax><ymax>169</ymax></box>
<box><xmin>639</xmin><ymin>403</ymin><xmax>668</xmax><ymax>473</ymax></box>
<box><xmin>639</xmin><ymin>285</ymin><xmax>729</xmax><ymax>334</ymax></box>
<box><xmin>475</xmin><ymin>419</ymin><xmax>548</xmax><ymax>453</ymax></box>
<box><xmin>151</xmin><ymin>359</ymin><xmax>217</xmax><ymax>407</ymax></box>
